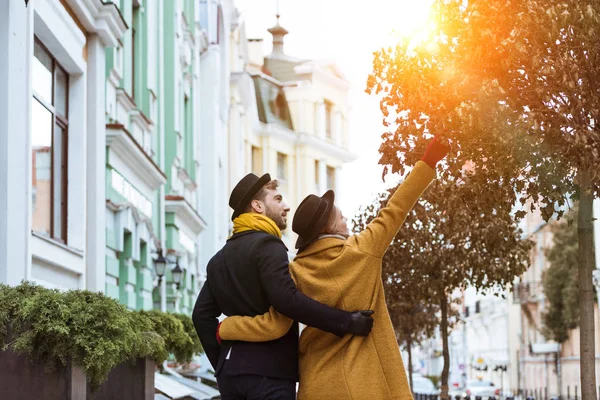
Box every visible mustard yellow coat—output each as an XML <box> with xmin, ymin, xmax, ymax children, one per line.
<box><xmin>219</xmin><ymin>161</ymin><xmax>435</xmax><ymax>400</ymax></box>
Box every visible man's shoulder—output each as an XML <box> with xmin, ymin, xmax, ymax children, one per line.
<box><xmin>229</xmin><ymin>231</ymin><xmax>287</xmax><ymax>249</ymax></box>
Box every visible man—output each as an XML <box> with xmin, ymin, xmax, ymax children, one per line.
<box><xmin>193</xmin><ymin>173</ymin><xmax>374</xmax><ymax>400</ymax></box>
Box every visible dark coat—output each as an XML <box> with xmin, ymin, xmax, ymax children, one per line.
<box><xmin>192</xmin><ymin>230</ymin><xmax>352</xmax><ymax>381</ymax></box>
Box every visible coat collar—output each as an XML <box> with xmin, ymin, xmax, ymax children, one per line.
<box><xmin>295</xmin><ymin>235</ymin><xmax>346</xmax><ymax>259</ymax></box>
<box><xmin>227</xmin><ymin>230</ymin><xmax>289</xmax><ymax>251</ymax></box>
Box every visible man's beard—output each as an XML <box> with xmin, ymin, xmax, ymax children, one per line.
<box><xmin>265</xmin><ymin>205</ymin><xmax>287</xmax><ymax>231</ymax></box>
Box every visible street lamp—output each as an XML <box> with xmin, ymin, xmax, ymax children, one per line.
<box><xmin>172</xmin><ymin>262</ymin><xmax>183</xmax><ymax>290</ymax></box>
<box><xmin>153</xmin><ymin>250</ymin><xmax>168</xmax><ymax>285</ymax></box>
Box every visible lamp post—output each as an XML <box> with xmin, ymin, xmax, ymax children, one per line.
<box><xmin>172</xmin><ymin>264</ymin><xmax>183</xmax><ymax>288</ymax></box>
<box><xmin>154</xmin><ymin>251</ymin><xmax>167</xmax><ymax>284</ymax></box>
<box><xmin>172</xmin><ymin>261</ymin><xmax>183</xmax><ymax>312</ymax></box>
<box><xmin>153</xmin><ymin>249</ymin><xmax>168</xmax><ymax>312</ymax></box>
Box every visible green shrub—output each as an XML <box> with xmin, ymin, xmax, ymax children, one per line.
<box><xmin>173</xmin><ymin>313</ymin><xmax>203</xmax><ymax>362</ymax></box>
<box><xmin>139</xmin><ymin>310</ymin><xmax>196</xmax><ymax>365</ymax></box>
<box><xmin>0</xmin><ymin>283</ymin><xmax>164</xmax><ymax>390</ymax></box>
<box><xmin>0</xmin><ymin>282</ymin><xmax>203</xmax><ymax>391</ymax></box>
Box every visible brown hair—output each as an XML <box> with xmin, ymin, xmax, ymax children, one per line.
<box><xmin>244</xmin><ymin>180</ymin><xmax>279</xmax><ymax>212</ymax></box>
<box><xmin>321</xmin><ymin>206</ymin><xmax>342</xmax><ymax>235</ymax></box>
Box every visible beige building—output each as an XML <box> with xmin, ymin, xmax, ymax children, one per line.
<box><xmin>509</xmin><ymin>207</ymin><xmax>600</xmax><ymax>396</ymax></box>
<box><xmin>232</xmin><ymin>15</ymin><xmax>355</xmax><ymax>250</ymax></box>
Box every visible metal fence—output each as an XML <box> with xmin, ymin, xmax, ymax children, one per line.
<box><xmin>414</xmin><ymin>385</ymin><xmax>592</xmax><ymax>400</ymax></box>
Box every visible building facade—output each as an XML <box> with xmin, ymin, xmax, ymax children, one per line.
<box><xmin>510</xmin><ymin>208</ymin><xmax>600</xmax><ymax>396</ymax></box>
<box><xmin>0</xmin><ymin>0</ymin><xmax>238</xmax><ymax>318</ymax></box>
<box><xmin>0</xmin><ymin>1</ymin><xmax>358</xmax><ymax>322</ymax></box>
<box><xmin>0</xmin><ymin>0</ymin><xmax>126</xmax><ymax>289</ymax></box>
<box><xmin>454</xmin><ymin>202</ymin><xmax>600</xmax><ymax>396</ymax></box>
<box><xmin>103</xmin><ymin>0</ymin><xmax>215</xmax><ymax>315</ymax></box>
<box><xmin>242</xmin><ymin>16</ymin><xmax>356</xmax><ymax>250</ymax></box>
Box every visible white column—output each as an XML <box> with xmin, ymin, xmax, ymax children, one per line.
<box><xmin>0</xmin><ymin>1</ymin><xmax>32</xmax><ymax>285</ymax></box>
<box><xmin>333</xmin><ymin>110</ymin><xmax>342</xmax><ymax>146</ymax></box>
<box><xmin>199</xmin><ymin>46</ymin><xmax>221</xmax><ymax>271</ymax></box>
<box><xmin>316</xmin><ymin>100</ymin><xmax>325</xmax><ymax>138</ymax></box>
<box><xmin>175</xmin><ymin>289</ymin><xmax>181</xmax><ymax>313</ymax></box>
<box><xmin>160</xmin><ymin>278</ymin><xmax>167</xmax><ymax>312</ymax></box>
<box><xmin>334</xmin><ymin>166</ymin><xmax>342</xmax><ymax>196</ymax></box>
<box><xmin>86</xmin><ymin>35</ymin><xmax>106</xmax><ymax>292</ymax></box>
<box><xmin>261</xmin><ymin>140</ymin><xmax>269</xmax><ymax>177</ymax></box>
<box><xmin>318</xmin><ymin>159</ymin><xmax>327</xmax><ymax>195</ymax></box>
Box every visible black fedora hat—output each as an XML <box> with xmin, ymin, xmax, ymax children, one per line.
<box><xmin>293</xmin><ymin>190</ymin><xmax>335</xmax><ymax>250</ymax></box>
<box><xmin>229</xmin><ymin>173</ymin><xmax>272</xmax><ymax>220</ymax></box>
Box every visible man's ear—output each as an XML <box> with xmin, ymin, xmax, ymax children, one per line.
<box><xmin>250</xmin><ymin>199</ymin><xmax>263</xmax><ymax>213</ymax></box>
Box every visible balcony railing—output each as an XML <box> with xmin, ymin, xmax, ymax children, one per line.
<box><xmin>512</xmin><ymin>282</ymin><xmax>542</xmax><ymax>304</ymax></box>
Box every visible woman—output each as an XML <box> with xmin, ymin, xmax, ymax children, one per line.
<box><xmin>217</xmin><ymin>138</ymin><xmax>448</xmax><ymax>399</ymax></box>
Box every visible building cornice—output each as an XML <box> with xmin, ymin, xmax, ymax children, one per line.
<box><xmin>255</xmin><ymin>122</ymin><xmax>298</xmax><ymax>143</ymax></box>
<box><xmin>130</xmin><ymin>109</ymin><xmax>153</xmax><ymax>131</ymax></box>
<box><xmin>165</xmin><ymin>196</ymin><xmax>208</xmax><ymax>236</ymax></box>
<box><xmin>64</xmin><ymin>0</ymin><xmax>128</xmax><ymax>47</ymax></box>
<box><xmin>293</xmin><ymin>62</ymin><xmax>351</xmax><ymax>92</ymax></box>
<box><xmin>106</xmin><ymin>124</ymin><xmax>167</xmax><ymax>191</ymax></box>
<box><xmin>255</xmin><ymin>123</ymin><xmax>357</xmax><ymax>163</ymax></box>
<box><xmin>300</xmin><ymin>133</ymin><xmax>357</xmax><ymax>163</ymax></box>
<box><xmin>116</xmin><ymin>88</ymin><xmax>136</xmax><ymax>113</ymax></box>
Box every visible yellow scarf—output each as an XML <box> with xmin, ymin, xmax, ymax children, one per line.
<box><xmin>232</xmin><ymin>213</ymin><xmax>282</xmax><ymax>239</ymax></box>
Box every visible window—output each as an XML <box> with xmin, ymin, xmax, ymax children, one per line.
<box><xmin>475</xmin><ymin>300</ymin><xmax>481</xmax><ymax>314</ymax></box>
<box><xmin>465</xmin><ymin>306</ymin><xmax>470</xmax><ymax>318</ymax></box>
<box><xmin>325</xmin><ymin>100</ymin><xmax>333</xmax><ymax>139</ymax></box>
<box><xmin>31</xmin><ymin>39</ymin><xmax>69</xmax><ymax>243</ymax></box>
<box><xmin>277</xmin><ymin>152</ymin><xmax>288</xmax><ymax>181</ymax></box>
<box><xmin>251</xmin><ymin>146</ymin><xmax>262</xmax><ymax>175</ymax></box>
<box><xmin>326</xmin><ymin>166</ymin><xmax>335</xmax><ymax>190</ymax></box>
<box><xmin>272</xmin><ymin>92</ymin><xmax>288</xmax><ymax>120</ymax></box>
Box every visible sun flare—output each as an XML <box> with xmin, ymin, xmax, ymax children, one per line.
<box><xmin>384</xmin><ymin>0</ymin><xmax>437</xmax><ymax>48</ymax></box>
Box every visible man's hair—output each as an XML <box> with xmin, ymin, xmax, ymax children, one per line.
<box><xmin>245</xmin><ymin>180</ymin><xmax>279</xmax><ymax>212</ymax></box>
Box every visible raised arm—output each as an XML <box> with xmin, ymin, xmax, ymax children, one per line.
<box><xmin>218</xmin><ymin>306</ymin><xmax>293</xmax><ymax>342</ymax></box>
<box><xmin>353</xmin><ymin>138</ymin><xmax>448</xmax><ymax>258</ymax></box>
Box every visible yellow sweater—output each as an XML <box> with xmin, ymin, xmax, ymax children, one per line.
<box><xmin>219</xmin><ymin>161</ymin><xmax>435</xmax><ymax>400</ymax></box>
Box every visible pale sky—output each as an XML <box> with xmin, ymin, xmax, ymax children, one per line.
<box><xmin>234</xmin><ymin>0</ymin><xmax>435</xmax><ymax>219</ymax></box>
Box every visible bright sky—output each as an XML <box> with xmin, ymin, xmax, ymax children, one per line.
<box><xmin>235</xmin><ymin>0</ymin><xmax>435</xmax><ymax>219</ymax></box>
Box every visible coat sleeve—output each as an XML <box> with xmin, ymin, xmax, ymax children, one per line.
<box><xmin>254</xmin><ymin>237</ymin><xmax>351</xmax><ymax>337</ymax></box>
<box><xmin>353</xmin><ymin>161</ymin><xmax>436</xmax><ymax>259</ymax></box>
<box><xmin>192</xmin><ymin>279</ymin><xmax>221</xmax><ymax>370</ymax></box>
<box><xmin>218</xmin><ymin>306</ymin><xmax>293</xmax><ymax>342</ymax></box>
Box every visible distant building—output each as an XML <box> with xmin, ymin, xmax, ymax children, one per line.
<box><xmin>242</xmin><ymin>14</ymin><xmax>356</xmax><ymax>249</ymax></box>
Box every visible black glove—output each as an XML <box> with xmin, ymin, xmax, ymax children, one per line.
<box><xmin>347</xmin><ymin>310</ymin><xmax>375</xmax><ymax>336</ymax></box>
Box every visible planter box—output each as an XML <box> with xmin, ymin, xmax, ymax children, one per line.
<box><xmin>90</xmin><ymin>357</ymin><xmax>155</xmax><ymax>400</ymax></box>
<box><xmin>0</xmin><ymin>348</ymin><xmax>86</xmax><ymax>400</ymax></box>
<box><xmin>0</xmin><ymin>349</ymin><xmax>154</xmax><ymax>400</ymax></box>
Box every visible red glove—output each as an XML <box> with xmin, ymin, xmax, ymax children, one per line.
<box><xmin>216</xmin><ymin>322</ymin><xmax>222</xmax><ymax>344</ymax></box>
<box><xmin>421</xmin><ymin>136</ymin><xmax>450</xmax><ymax>168</ymax></box>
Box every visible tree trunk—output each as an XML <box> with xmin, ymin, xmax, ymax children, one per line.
<box><xmin>407</xmin><ymin>337</ymin><xmax>414</xmax><ymax>393</ymax></box>
<box><xmin>440</xmin><ymin>292</ymin><xmax>450</xmax><ymax>400</ymax></box>
<box><xmin>578</xmin><ymin>167</ymin><xmax>597</xmax><ymax>400</ymax></box>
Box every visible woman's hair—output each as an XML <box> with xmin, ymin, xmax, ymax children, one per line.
<box><xmin>321</xmin><ymin>206</ymin><xmax>348</xmax><ymax>237</ymax></box>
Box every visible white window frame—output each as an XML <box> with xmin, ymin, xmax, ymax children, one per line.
<box><xmin>30</xmin><ymin>0</ymin><xmax>88</xmax><ymax>285</ymax></box>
